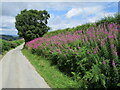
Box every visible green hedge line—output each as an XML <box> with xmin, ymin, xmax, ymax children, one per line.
<box><xmin>0</xmin><ymin>39</ymin><xmax>24</xmax><ymax>54</ymax></box>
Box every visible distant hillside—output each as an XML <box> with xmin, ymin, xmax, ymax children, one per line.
<box><xmin>0</xmin><ymin>35</ymin><xmax>22</xmax><ymax>41</ymax></box>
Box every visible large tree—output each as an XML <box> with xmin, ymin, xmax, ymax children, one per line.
<box><xmin>15</xmin><ymin>9</ymin><xmax>50</xmax><ymax>42</ymax></box>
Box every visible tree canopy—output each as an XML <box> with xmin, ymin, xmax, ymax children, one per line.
<box><xmin>15</xmin><ymin>9</ymin><xmax>50</xmax><ymax>42</ymax></box>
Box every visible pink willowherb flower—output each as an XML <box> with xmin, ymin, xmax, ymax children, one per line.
<box><xmin>64</xmin><ymin>54</ymin><xmax>66</xmax><ymax>56</ymax></box>
<box><xmin>112</xmin><ymin>60</ymin><xmax>115</xmax><ymax>66</ymax></box>
<box><xmin>71</xmin><ymin>49</ymin><xmax>74</xmax><ymax>52</ymax></box>
<box><xmin>98</xmin><ymin>39</ymin><xmax>100</xmax><ymax>41</ymax></box>
<box><xmin>57</xmin><ymin>49</ymin><xmax>61</xmax><ymax>52</ymax></box>
<box><xmin>66</xmin><ymin>51</ymin><xmax>68</xmax><ymax>53</ymax></box>
<box><xmin>50</xmin><ymin>51</ymin><xmax>52</xmax><ymax>53</ymax></box>
<box><xmin>87</xmin><ymin>51</ymin><xmax>91</xmax><ymax>54</ymax></box>
<box><xmin>102</xmin><ymin>60</ymin><xmax>106</xmax><ymax>64</ymax></box>
<box><xmin>100</xmin><ymin>40</ymin><xmax>105</xmax><ymax>47</ymax></box>
<box><xmin>111</xmin><ymin>44</ymin><xmax>115</xmax><ymax>48</ymax></box>
<box><xmin>108</xmin><ymin>35</ymin><xmax>114</xmax><ymax>39</ymax></box>
<box><xmin>113</xmin><ymin>51</ymin><xmax>118</xmax><ymax>56</ymax></box>
<box><xmin>93</xmin><ymin>50</ymin><xmax>97</xmax><ymax>54</ymax></box>
<box><xmin>77</xmin><ymin>30</ymin><xmax>82</xmax><ymax>33</ymax></box>
<box><xmin>85</xmin><ymin>37</ymin><xmax>88</xmax><ymax>42</ymax></box>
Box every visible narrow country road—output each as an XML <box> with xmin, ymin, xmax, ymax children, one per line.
<box><xmin>1</xmin><ymin>43</ymin><xmax>50</xmax><ymax>88</ymax></box>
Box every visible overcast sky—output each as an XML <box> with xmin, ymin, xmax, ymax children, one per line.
<box><xmin>0</xmin><ymin>1</ymin><xmax>119</xmax><ymax>35</ymax></box>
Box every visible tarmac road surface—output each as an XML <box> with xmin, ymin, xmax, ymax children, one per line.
<box><xmin>1</xmin><ymin>43</ymin><xmax>50</xmax><ymax>88</ymax></box>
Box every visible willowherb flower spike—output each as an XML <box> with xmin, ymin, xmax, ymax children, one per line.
<box><xmin>102</xmin><ymin>60</ymin><xmax>106</xmax><ymax>64</ymax></box>
<box><xmin>112</xmin><ymin>60</ymin><xmax>115</xmax><ymax>66</ymax></box>
<box><xmin>111</xmin><ymin>44</ymin><xmax>115</xmax><ymax>48</ymax></box>
<box><xmin>113</xmin><ymin>51</ymin><xmax>118</xmax><ymax>56</ymax></box>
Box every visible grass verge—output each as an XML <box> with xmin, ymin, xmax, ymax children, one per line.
<box><xmin>22</xmin><ymin>49</ymin><xmax>78</xmax><ymax>88</ymax></box>
<box><xmin>0</xmin><ymin>51</ymin><xmax>7</xmax><ymax>60</ymax></box>
<box><xmin>0</xmin><ymin>42</ymin><xmax>24</xmax><ymax>60</ymax></box>
<box><xmin>0</xmin><ymin>49</ymin><xmax>13</xmax><ymax>60</ymax></box>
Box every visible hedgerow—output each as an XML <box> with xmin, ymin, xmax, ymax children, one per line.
<box><xmin>26</xmin><ymin>15</ymin><xmax>120</xmax><ymax>88</ymax></box>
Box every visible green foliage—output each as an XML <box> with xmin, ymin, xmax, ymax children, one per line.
<box><xmin>15</xmin><ymin>9</ymin><xmax>50</xmax><ymax>42</ymax></box>
<box><xmin>96</xmin><ymin>14</ymin><xmax>120</xmax><ymax>25</ymax></box>
<box><xmin>44</xmin><ymin>23</ymin><xmax>94</xmax><ymax>37</ymax></box>
<box><xmin>0</xmin><ymin>39</ymin><xmax>24</xmax><ymax>54</ymax></box>
<box><xmin>22</xmin><ymin>49</ymin><xmax>78</xmax><ymax>88</ymax></box>
<box><xmin>26</xmin><ymin>14</ymin><xmax>120</xmax><ymax>88</ymax></box>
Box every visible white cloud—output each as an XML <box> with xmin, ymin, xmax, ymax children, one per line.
<box><xmin>51</xmin><ymin>5</ymin><xmax>116</xmax><ymax>31</ymax></box>
<box><xmin>87</xmin><ymin>12</ymin><xmax>115</xmax><ymax>23</ymax></box>
<box><xmin>1</xmin><ymin>16</ymin><xmax>15</xmax><ymax>28</ymax></box>
<box><xmin>2</xmin><ymin>16</ymin><xmax>15</xmax><ymax>23</ymax></box>
<box><xmin>66</xmin><ymin>8</ymin><xmax>83</xmax><ymax>18</ymax></box>
<box><xmin>0</xmin><ymin>28</ymin><xmax>17</xmax><ymax>31</ymax></box>
<box><xmin>0</xmin><ymin>28</ymin><xmax>18</xmax><ymax>35</ymax></box>
<box><xmin>66</xmin><ymin>6</ymin><xmax>104</xmax><ymax>18</ymax></box>
<box><xmin>83</xmin><ymin>6</ymin><xmax>103</xmax><ymax>15</ymax></box>
<box><xmin>1</xmin><ymin>16</ymin><xmax>17</xmax><ymax>35</ymax></box>
<box><xmin>48</xmin><ymin>14</ymin><xmax>82</xmax><ymax>31</ymax></box>
<box><xmin>48</xmin><ymin>2</ymin><xmax>116</xmax><ymax>31</ymax></box>
<box><xmin>48</xmin><ymin>14</ymin><xmax>63</xmax><ymax>25</ymax></box>
<box><xmin>65</xmin><ymin>4</ymin><xmax>116</xmax><ymax>24</ymax></box>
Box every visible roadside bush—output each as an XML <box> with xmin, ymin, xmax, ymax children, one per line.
<box><xmin>26</xmin><ymin>22</ymin><xmax>120</xmax><ymax>88</ymax></box>
<box><xmin>0</xmin><ymin>39</ymin><xmax>24</xmax><ymax>54</ymax></box>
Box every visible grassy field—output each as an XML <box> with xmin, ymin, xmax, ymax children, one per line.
<box><xmin>22</xmin><ymin>49</ymin><xmax>79</xmax><ymax>88</ymax></box>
